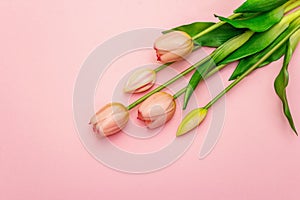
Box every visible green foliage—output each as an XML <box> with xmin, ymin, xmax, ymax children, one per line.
<box><xmin>220</xmin><ymin>20</ymin><xmax>289</xmax><ymax>64</ymax></box>
<box><xmin>183</xmin><ymin>31</ymin><xmax>254</xmax><ymax>109</ymax></box>
<box><xmin>164</xmin><ymin>22</ymin><xmax>245</xmax><ymax>47</ymax></box>
<box><xmin>217</xmin><ymin>4</ymin><xmax>284</xmax><ymax>32</ymax></box>
<box><xmin>234</xmin><ymin>0</ymin><xmax>288</xmax><ymax>13</ymax></box>
<box><xmin>228</xmin><ymin>25</ymin><xmax>291</xmax><ymax>80</ymax></box>
<box><xmin>274</xmin><ymin>29</ymin><xmax>300</xmax><ymax>135</ymax></box>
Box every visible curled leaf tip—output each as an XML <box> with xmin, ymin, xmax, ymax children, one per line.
<box><xmin>176</xmin><ymin>108</ymin><xmax>207</xmax><ymax>137</ymax></box>
<box><xmin>182</xmin><ymin>86</ymin><xmax>193</xmax><ymax>110</ymax></box>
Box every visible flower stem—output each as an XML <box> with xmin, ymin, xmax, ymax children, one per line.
<box><xmin>173</xmin><ymin>87</ymin><xmax>187</xmax><ymax>99</ymax></box>
<box><xmin>204</xmin><ymin>26</ymin><xmax>300</xmax><ymax>110</ymax></box>
<box><xmin>284</xmin><ymin>0</ymin><xmax>300</xmax><ymax>13</ymax></box>
<box><xmin>153</xmin><ymin>62</ymin><xmax>172</xmax><ymax>73</ymax></box>
<box><xmin>172</xmin><ymin>63</ymin><xmax>228</xmax><ymax>99</ymax></box>
<box><xmin>205</xmin><ymin>63</ymin><xmax>227</xmax><ymax>77</ymax></box>
<box><xmin>192</xmin><ymin>13</ymin><xmax>242</xmax><ymax>40</ymax></box>
<box><xmin>127</xmin><ymin>5</ymin><xmax>300</xmax><ymax>111</ymax></box>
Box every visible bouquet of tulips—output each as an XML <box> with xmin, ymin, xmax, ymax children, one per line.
<box><xmin>90</xmin><ymin>0</ymin><xmax>300</xmax><ymax>137</ymax></box>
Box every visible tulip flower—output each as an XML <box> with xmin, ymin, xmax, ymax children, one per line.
<box><xmin>124</xmin><ymin>68</ymin><xmax>156</xmax><ymax>93</ymax></box>
<box><xmin>176</xmin><ymin>108</ymin><xmax>207</xmax><ymax>137</ymax></box>
<box><xmin>154</xmin><ymin>31</ymin><xmax>193</xmax><ymax>63</ymax></box>
<box><xmin>138</xmin><ymin>92</ymin><xmax>176</xmax><ymax>129</ymax></box>
<box><xmin>89</xmin><ymin>103</ymin><xmax>129</xmax><ymax>136</ymax></box>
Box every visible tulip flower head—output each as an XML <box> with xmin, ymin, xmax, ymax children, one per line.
<box><xmin>138</xmin><ymin>92</ymin><xmax>176</xmax><ymax>129</ymax></box>
<box><xmin>176</xmin><ymin>107</ymin><xmax>207</xmax><ymax>137</ymax></box>
<box><xmin>154</xmin><ymin>31</ymin><xmax>193</xmax><ymax>63</ymax></box>
<box><xmin>89</xmin><ymin>103</ymin><xmax>129</xmax><ymax>136</ymax></box>
<box><xmin>124</xmin><ymin>68</ymin><xmax>156</xmax><ymax>93</ymax></box>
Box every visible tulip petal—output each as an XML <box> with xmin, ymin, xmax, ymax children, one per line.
<box><xmin>176</xmin><ymin>108</ymin><xmax>207</xmax><ymax>137</ymax></box>
<box><xmin>158</xmin><ymin>45</ymin><xmax>193</xmax><ymax>63</ymax></box>
<box><xmin>138</xmin><ymin>92</ymin><xmax>176</xmax><ymax>129</ymax></box>
<box><xmin>155</xmin><ymin>31</ymin><xmax>191</xmax><ymax>51</ymax></box>
<box><xmin>90</xmin><ymin>103</ymin><xmax>129</xmax><ymax>136</ymax></box>
<box><xmin>124</xmin><ymin>68</ymin><xmax>156</xmax><ymax>93</ymax></box>
<box><xmin>154</xmin><ymin>31</ymin><xmax>194</xmax><ymax>63</ymax></box>
<box><xmin>138</xmin><ymin>92</ymin><xmax>174</xmax><ymax>118</ymax></box>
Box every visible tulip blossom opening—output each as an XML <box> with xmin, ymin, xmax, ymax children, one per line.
<box><xmin>89</xmin><ymin>103</ymin><xmax>129</xmax><ymax>136</ymax></box>
<box><xmin>154</xmin><ymin>31</ymin><xmax>193</xmax><ymax>63</ymax></box>
<box><xmin>137</xmin><ymin>92</ymin><xmax>176</xmax><ymax>129</ymax></box>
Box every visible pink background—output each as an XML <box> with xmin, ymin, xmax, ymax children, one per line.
<box><xmin>1</xmin><ymin>0</ymin><xmax>300</xmax><ymax>199</ymax></box>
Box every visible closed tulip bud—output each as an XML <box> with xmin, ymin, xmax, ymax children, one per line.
<box><xmin>154</xmin><ymin>31</ymin><xmax>193</xmax><ymax>63</ymax></box>
<box><xmin>176</xmin><ymin>108</ymin><xmax>207</xmax><ymax>137</ymax></box>
<box><xmin>124</xmin><ymin>68</ymin><xmax>156</xmax><ymax>93</ymax></box>
<box><xmin>89</xmin><ymin>103</ymin><xmax>129</xmax><ymax>136</ymax></box>
<box><xmin>137</xmin><ymin>92</ymin><xmax>176</xmax><ymax>129</ymax></box>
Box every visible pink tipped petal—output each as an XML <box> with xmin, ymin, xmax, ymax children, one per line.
<box><xmin>124</xmin><ymin>68</ymin><xmax>156</xmax><ymax>93</ymax></box>
<box><xmin>89</xmin><ymin>103</ymin><xmax>129</xmax><ymax>136</ymax></box>
<box><xmin>154</xmin><ymin>31</ymin><xmax>193</xmax><ymax>63</ymax></box>
<box><xmin>138</xmin><ymin>92</ymin><xmax>176</xmax><ymax>129</ymax></box>
<box><xmin>155</xmin><ymin>31</ymin><xmax>191</xmax><ymax>51</ymax></box>
<box><xmin>138</xmin><ymin>92</ymin><xmax>174</xmax><ymax>118</ymax></box>
<box><xmin>147</xmin><ymin>114</ymin><xmax>167</xmax><ymax>129</ymax></box>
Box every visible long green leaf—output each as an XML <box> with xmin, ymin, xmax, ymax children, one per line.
<box><xmin>183</xmin><ymin>60</ymin><xmax>215</xmax><ymax>109</ymax></box>
<box><xmin>234</xmin><ymin>0</ymin><xmax>288</xmax><ymax>13</ymax></box>
<box><xmin>220</xmin><ymin>19</ymin><xmax>289</xmax><ymax>64</ymax></box>
<box><xmin>217</xmin><ymin>4</ymin><xmax>284</xmax><ymax>32</ymax></box>
<box><xmin>229</xmin><ymin>17</ymin><xmax>300</xmax><ymax>80</ymax></box>
<box><xmin>259</xmin><ymin>47</ymin><xmax>286</xmax><ymax>67</ymax></box>
<box><xmin>183</xmin><ymin>31</ymin><xmax>254</xmax><ymax>109</ymax></box>
<box><xmin>164</xmin><ymin>22</ymin><xmax>245</xmax><ymax>47</ymax></box>
<box><xmin>163</xmin><ymin>22</ymin><xmax>213</xmax><ymax>37</ymax></box>
<box><xmin>229</xmin><ymin>48</ymin><xmax>285</xmax><ymax>81</ymax></box>
<box><xmin>193</xmin><ymin>23</ymin><xmax>245</xmax><ymax>47</ymax></box>
<box><xmin>229</xmin><ymin>27</ymin><xmax>290</xmax><ymax>80</ymax></box>
<box><xmin>274</xmin><ymin>29</ymin><xmax>300</xmax><ymax>135</ymax></box>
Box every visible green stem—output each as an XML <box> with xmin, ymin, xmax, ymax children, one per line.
<box><xmin>172</xmin><ymin>63</ymin><xmax>228</xmax><ymax>99</ymax></box>
<box><xmin>173</xmin><ymin>88</ymin><xmax>187</xmax><ymax>99</ymax></box>
<box><xmin>127</xmin><ymin>56</ymin><xmax>212</xmax><ymax>110</ymax></box>
<box><xmin>284</xmin><ymin>0</ymin><xmax>300</xmax><ymax>13</ymax></box>
<box><xmin>192</xmin><ymin>13</ymin><xmax>242</xmax><ymax>40</ymax></box>
<box><xmin>127</xmin><ymin>5</ymin><xmax>300</xmax><ymax>111</ymax></box>
<box><xmin>153</xmin><ymin>62</ymin><xmax>172</xmax><ymax>73</ymax></box>
<box><xmin>204</xmin><ymin>26</ymin><xmax>300</xmax><ymax>110</ymax></box>
<box><xmin>282</xmin><ymin>6</ymin><xmax>300</xmax><ymax>24</ymax></box>
<box><xmin>205</xmin><ymin>64</ymin><xmax>227</xmax><ymax>77</ymax></box>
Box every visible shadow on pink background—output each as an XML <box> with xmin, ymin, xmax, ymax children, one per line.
<box><xmin>1</xmin><ymin>0</ymin><xmax>300</xmax><ymax>199</ymax></box>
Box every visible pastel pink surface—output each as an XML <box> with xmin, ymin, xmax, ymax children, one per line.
<box><xmin>1</xmin><ymin>0</ymin><xmax>300</xmax><ymax>199</ymax></box>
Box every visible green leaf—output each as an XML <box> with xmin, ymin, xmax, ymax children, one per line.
<box><xmin>229</xmin><ymin>47</ymin><xmax>285</xmax><ymax>81</ymax></box>
<box><xmin>258</xmin><ymin>46</ymin><xmax>286</xmax><ymax>67</ymax></box>
<box><xmin>211</xmin><ymin>30</ymin><xmax>254</xmax><ymax>64</ymax></box>
<box><xmin>274</xmin><ymin>29</ymin><xmax>300</xmax><ymax>135</ymax></box>
<box><xmin>193</xmin><ymin>23</ymin><xmax>245</xmax><ymax>47</ymax></box>
<box><xmin>164</xmin><ymin>22</ymin><xmax>245</xmax><ymax>47</ymax></box>
<box><xmin>234</xmin><ymin>0</ymin><xmax>288</xmax><ymax>13</ymax></box>
<box><xmin>221</xmin><ymin>19</ymin><xmax>289</xmax><ymax>65</ymax></box>
<box><xmin>217</xmin><ymin>4</ymin><xmax>284</xmax><ymax>32</ymax></box>
<box><xmin>229</xmin><ymin>17</ymin><xmax>300</xmax><ymax>80</ymax></box>
<box><xmin>183</xmin><ymin>31</ymin><xmax>254</xmax><ymax>109</ymax></box>
<box><xmin>163</xmin><ymin>22</ymin><xmax>213</xmax><ymax>37</ymax></box>
<box><xmin>183</xmin><ymin>61</ymin><xmax>215</xmax><ymax>109</ymax></box>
